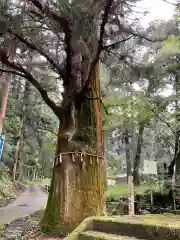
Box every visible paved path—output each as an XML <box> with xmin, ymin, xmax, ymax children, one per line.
<box><xmin>0</xmin><ymin>185</ymin><xmax>47</xmax><ymax>224</ymax></box>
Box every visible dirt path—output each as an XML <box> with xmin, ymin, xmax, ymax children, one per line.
<box><xmin>0</xmin><ymin>185</ymin><xmax>47</xmax><ymax>224</ymax></box>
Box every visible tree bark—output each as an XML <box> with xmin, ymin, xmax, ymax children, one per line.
<box><xmin>12</xmin><ymin>79</ymin><xmax>30</xmax><ymax>181</ymax></box>
<box><xmin>12</xmin><ymin>125</ymin><xmax>23</xmax><ymax>182</ymax></box>
<box><xmin>133</xmin><ymin>121</ymin><xmax>146</xmax><ymax>186</ymax></box>
<box><xmin>41</xmin><ymin>63</ymin><xmax>105</xmax><ymax>236</ymax></box>
<box><xmin>174</xmin><ymin>73</ymin><xmax>180</xmax><ymax>185</ymax></box>
<box><xmin>12</xmin><ymin>136</ymin><xmax>21</xmax><ymax>181</ymax></box>
<box><xmin>124</xmin><ymin>128</ymin><xmax>135</xmax><ymax>216</ymax></box>
<box><xmin>32</xmin><ymin>167</ymin><xmax>37</xmax><ymax>181</ymax></box>
<box><xmin>168</xmin><ymin>73</ymin><xmax>180</xmax><ymax>183</ymax></box>
<box><xmin>0</xmin><ymin>74</ymin><xmax>11</xmax><ymax>134</ymax></box>
<box><xmin>27</xmin><ymin>168</ymin><xmax>30</xmax><ymax>180</ymax></box>
<box><xmin>17</xmin><ymin>138</ymin><xmax>24</xmax><ymax>182</ymax></box>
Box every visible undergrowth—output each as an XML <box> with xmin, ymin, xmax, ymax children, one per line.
<box><xmin>0</xmin><ymin>164</ymin><xmax>16</xmax><ymax>205</ymax></box>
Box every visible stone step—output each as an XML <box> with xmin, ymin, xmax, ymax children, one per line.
<box><xmin>79</xmin><ymin>231</ymin><xmax>142</xmax><ymax>240</ymax></box>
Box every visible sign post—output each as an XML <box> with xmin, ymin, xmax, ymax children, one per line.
<box><xmin>0</xmin><ymin>135</ymin><xmax>5</xmax><ymax>161</ymax></box>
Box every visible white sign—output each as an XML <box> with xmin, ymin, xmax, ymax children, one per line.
<box><xmin>143</xmin><ymin>160</ymin><xmax>157</xmax><ymax>175</ymax></box>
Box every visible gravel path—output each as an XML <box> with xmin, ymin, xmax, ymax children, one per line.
<box><xmin>0</xmin><ymin>185</ymin><xmax>47</xmax><ymax>224</ymax></box>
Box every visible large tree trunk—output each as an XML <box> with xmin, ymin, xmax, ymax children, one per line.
<box><xmin>133</xmin><ymin>121</ymin><xmax>145</xmax><ymax>186</ymax></box>
<box><xmin>0</xmin><ymin>74</ymin><xmax>11</xmax><ymax>134</ymax></box>
<box><xmin>41</xmin><ymin>63</ymin><xmax>105</xmax><ymax>236</ymax></box>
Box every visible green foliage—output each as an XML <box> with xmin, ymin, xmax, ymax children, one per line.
<box><xmin>158</xmin><ymin>34</ymin><xmax>180</xmax><ymax>74</ymax></box>
<box><xmin>102</xmin><ymin>20</ymin><xmax>180</xmax><ymax>178</ymax></box>
<box><xmin>106</xmin><ymin>155</ymin><xmax>123</xmax><ymax>175</ymax></box>
<box><xmin>0</xmin><ymin>164</ymin><xmax>16</xmax><ymax>201</ymax></box>
<box><xmin>106</xmin><ymin>183</ymin><xmax>160</xmax><ymax>199</ymax></box>
<box><xmin>162</xmin><ymin>35</ymin><xmax>180</xmax><ymax>52</ymax></box>
<box><xmin>1</xmin><ymin>76</ymin><xmax>58</xmax><ymax>180</ymax></box>
<box><xmin>103</xmin><ymin>92</ymin><xmax>152</xmax><ymax>131</ymax></box>
<box><xmin>0</xmin><ymin>0</ymin><xmax>10</xmax><ymax>34</ymax></box>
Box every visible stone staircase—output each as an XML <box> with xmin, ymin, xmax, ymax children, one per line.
<box><xmin>78</xmin><ymin>231</ymin><xmax>140</xmax><ymax>239</ymax></box>
<box><xmin>65</xmin><ymin>216</ymin><xmax>180</xmax><ymax>240</ymax></box>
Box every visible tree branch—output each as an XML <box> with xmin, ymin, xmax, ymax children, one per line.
<box><xmin>8</xmin><ymin>30</ymin><xmax>66</xmax><ymax>80</ymax></box>
<box><xmin>27</xmin><ymin>0</ymin><xmax>71</xmax><ymax>87</ymax></box>
<box><xmin>114</xmin><ymin>18</ymin><xmax>169</xmax><ymax>42</ymax></box>
<box><xmin>0</xmin><ymin>68</ymin><xmax>26</xmax><ymax>78</ymax></box>
<box><xmin>150</xmin><ymin>107</ymin><xmax>175</xmax><ymax>134</ymax></box>
<box><xmin>0</xmin><ymin>51</ymin><xmax>61</xmax><ymax>118</ymax></box>
<box><xmin>163</xmin><ymin>0</ymin><xmax>179</xmax><ymax>6</ymax></box>
<box><xmin>103</xmin><ymin>35</ymin><xmax>133</xmax><ymax>49</ymax></box>
<box><xmin>64</xmin><ymin>23</ymin><xmax>72</xmax><ymax>88</ymax></box>
<box><xmin>40</xmin><ymin>126</ymin><xmax>58</xmax><ymax>136</ymax></box>
<box><xmin>85</xmin><ymin>95</ymin><xmax>109</xmax><ymax>115</ymax></box>
<box><xmin>96</xmin><ymin>0</ymin><xmax>114</xmax><ymax>61</ymax></box>
<box><xmin>104</xmin><ymin>47</ymin><xmax>131</xmax><ymax>65</ymax></box>
<box><xmin>28</xmin><ymin>0</ymin><xmax>70</xmax><ymax>34</ymax></box>
<box><xmin>80</xmin><ymin>0</ymin><xmax>113</xmax><ymax>96</ymax></box>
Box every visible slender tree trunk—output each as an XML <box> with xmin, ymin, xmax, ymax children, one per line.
<box><xmin>32</xmin><ymin>167</ymin><xmax>37</xmax><ymax>181</ymax></box>
<box><xmin>12</xmin><ymin>138</ymin><xmax>21</xmax><ymax>181</ymax></box>
<box><xmin>26</xmin><ymin>167</ymin><xmax>29</xmax><ymax>179</ymax></box>
<box><xmin>168</xmin><ymin>73</ymin><xmax>180</xmax><ymax>183</ymax></box>
<box><xmin>27</xmin><ymin>168</ymin><xmax>30</xmax><ymax>180</ymax></box>
<box><xmin>12</xmin><ymin>124</ymin><xmax>23</xmax><ymax>181</ymax></box>
<box><xmin>18</xmin><ymin>164</ymin><xmax>24</xmax><ymax>181</ymax></box>
<box><xmin>12</xmin><ymin>80</ymin><xmax>30</xmax><ymax>181</ymax></box>
<box><xmin>16</xmin><ymin>55</ymin><xmax>32</xmax><ymax>181</ymax></box>
<box><xmin>133</xmin><ymin>121</ymin><xmax>145</xmax><ymax>185</ymax></box>
<box><xmin>124</xmin><ymin>128</ymin><xmax>135</xmax><ymax>216</ymax></box>
<box><xmin>35</xmin><ymin>169</ymin><xmax>39</xmax><ymax>180</ymax></box>
<box><xmin>170</xmin><ymin>129</ymin><xmax>180</xmax><ymax>184</ymax></box>
<box><xmin>0</xmin><ymin>74</ymin><xmax>11</xmax><ymax>134</ymax></box>
<box><xmin>175</xmin><ymin>149</ymin><xmax>180</xmax><ymax>184</ymax></box>
<box><xmin>174</xmin><ymin>73</ymin><xmax>180</xmax><ymax>185</ymax></box>
<box><xmin>41</xmin><ymin>63</ymin><xmax>105</xmax><ymax>236</ymax></box>
<box><xmin>17</xmin><ymin>139</ymin><xmax>24</xmax><ymax>182</ymax></box>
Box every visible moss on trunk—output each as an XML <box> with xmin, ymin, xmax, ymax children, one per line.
<box><xmin>41</xmin><ymin>62</ymin><xmax>105</xmax><ymax>236</ymax></box>
<box><xmin>41</xmin><ymin>154</ymin><xmax>105</xmax><ymax>236</ymax></box>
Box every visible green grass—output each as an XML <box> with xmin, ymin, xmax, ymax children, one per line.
<box><xmin>24</xmin><ymin>178</ymin><xmax>50</xmax><ymax>187</ymax></box>
<box><xmin>24</xmin><ymin>179</ymin><xmax>160</xmax><ymax>199</ymax></box>
<box><xmin>39</xmin><ymin>178</ymin><xmax>51</xmax><ymax>187</ymax></box>
<box><xmin>106</xmin><ymin>183</ymin><xmax>161</xmax><ymax>198</ymax></box>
